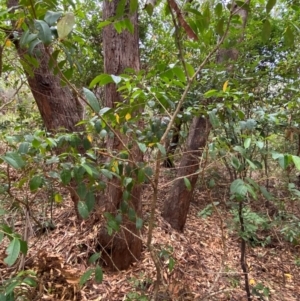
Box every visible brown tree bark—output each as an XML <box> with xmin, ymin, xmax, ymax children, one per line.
<box><xmin>162</xmin><ymin>0</ymin><xmax>250</xmax><ymax>231</ymax></box>
<box><xmin>98</xmin><ymin>0</ymin><xmax>142</xmax><ymax>270</ymax></box>
<box><xmin>162</xmin><ymin>117</ymin><xmax>211</xmax><ymax>231</ymax></box>
<box><xmin>7</xmin><ymin>0</ymin><xmax>83</xmax><ymax>133</ymax></box>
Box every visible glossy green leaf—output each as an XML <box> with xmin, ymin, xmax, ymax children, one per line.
<box><xmin>2</xmin><ymin>152</ymin><xmax>25</xmax><ymax>169</ymax></box>
<box><xmin>44</xmin><ymin>10</ymin><xmax>63</xmax><ymax>26</ymax></box>
<box><xmin>19</xmin><ymin>30</ymin><xmax>38</xmax><ymax>47</ymax></box>
<box><xmin>29</xmin><ymin>175</ymin><xmax>43</xmax><ymax>191</ymax></box>
<box><xmin>78</xmin><ymin>201</ymin><xmax>89</xmax><ymax>219</ymax></box>
<box><xmin>60</xmin><ymin>169</ymin><xmax>72</xmax><ymax>185</ymax></box>
<box><xmin>137</xmin><ymin>142</ymin><xmax>147</xmax><ymax>153</ymax></box>
<box><xmin>100</xmin><ymin>169</ymin><xmax>113</xmax><ymax>179</ymax></box>
<box><xmin>172</xmin><ymin>66</ymin><xmax>186</xmax><ymax>82</ymax></box>
<box><xmin>157</xmin><ymin>143</ymin><xmax>166</xmax><ymax>156</ymax></box>
<box><xmin>35</xmin><ymin>20</ymin><xmax>52</xmax><ymax>45</ymax></box>
<box><xmin>83</xmin><ymin>87</ymin><xmax>100</xmax><ymax>113</ymax></box>
<box><xmin>209</xmin><ymin>111</ymin><xmax>219</xmax><ymax>128</ymax></box>
<box><xmin>230</xmin><ymin>179</ymin><xmax>247</xmax><ymax>197</ymax></box>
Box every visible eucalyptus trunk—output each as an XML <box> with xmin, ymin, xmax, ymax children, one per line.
<box><xmin>99</xmin><ymin>0</ymin><xmax>142</xmax><ymax>270</ymax></box>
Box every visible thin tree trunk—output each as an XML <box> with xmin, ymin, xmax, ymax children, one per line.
<box><xmin>162</xmin><ymin>1</ymin><xmax>250</xmax><ymax>231</ymax></box>
<box><xmin>99</xmin><ymin>0</ymin><xmax>142</xmax><ymax>270</ymax></box>
<box><xmin>162</xmin><ymin>117</ymin><xmax>211</xmax><ymax>231</ymax></box>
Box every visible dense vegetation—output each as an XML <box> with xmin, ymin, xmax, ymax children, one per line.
<box><xmin>0</xmin><ymin>0</ymin><xmax>300</xmax><ymax>300</ymax></box>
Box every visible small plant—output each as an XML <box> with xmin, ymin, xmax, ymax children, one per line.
<box><xmin>198</xmin><ymin>202</ymin><xmax>219</xmax><ymax>219</ymax></box>
<box><xmin>0</xmin><ymin>270</ymin><xmax>37</xmax><ymax>301</ymax></box>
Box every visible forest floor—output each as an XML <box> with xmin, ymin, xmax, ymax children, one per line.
<box><xmin>0</xmin><ymin>167</ymin><xmax>300</xmax><ymax>301</ymax></box>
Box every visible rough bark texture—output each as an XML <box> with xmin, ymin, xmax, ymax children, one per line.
<box><xmin>162</xmin><ymin>0</ymin><xmax>250</xmax><ymax>231</ymax></box>
<box><xmin>162</xmin><ymin>117</ymin><xmax>211</xmax><ymax>231</ymax></box>
<box><xmin>17</xmin><ymin>45</ymin><xmax>83</xmax><ymax>132</ymax></box>
<box><xmin>7</xmin><ymin>0</ymin><xmax>83</xmax><ymax>133</ymax></box>
<box><xmin>100</xmin><ymin>0</ymin><xmax>142</xmax><ymax>270</ymax></box>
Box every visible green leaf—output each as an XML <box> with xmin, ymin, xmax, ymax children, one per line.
<box><xmin>90</xmin><ymin>74</ymin><xmax>114</xmax><ymax>88</ymax></box>
<box><xmin>111</xmin><ymin>75</ymin><xmax>122</xmax><ymax>84</ymax></box>
<box><xmin>184</xmin><ymin>177</ymin><xmax>192</xmax><ymax>191</ymax></box>
<box><xmin>19</xmin><ymin>30</ymin><xmax>38</xmax><ymax>47</ymax></box>
<box><xmin>83</xmin><ymin>87</ymin><xmax>100</xmax><ymax>113</ymax></box>
<box><xmin>18</xmin><ymin>142</ymin><xmax>30</xmax><ymax>154</ymax></box>
<box><xmin>79</xmin><ymin>268</ymin><xmax>94</xmax><ymax>287</ymax></box>
<box><xmin>60</xmin><ymin>169</ymin><xmax>72</xmax><ymax>185</ymax></box>
<box><xmin>137</xmin><ymin>168</ymin><xmax>145</xmax><ymax>183</ymax></box>
<box><xmin>97</xmin><ymin>20</ymin><xmax>111</xmax><ymax>29</ymax></box>
<box><xmin>244</xmin><ymin>138</ymin><xmax>251</xmax><ymax>149</ymax></box>
<box><xmin>266</xmin><ymin>0</ymin><xmax>276</xmax><ymax>14</ymax></box>
<box><xmin>57</xmin><ymin>12</ymin><xmax>75</xmax><ymax>39</ymax></box>
<box><xmin>172</xmin><ymin>66</ymin><xmax>186</xmax><ymax>82</ymax></box>
<box><xmin>19</xmin><ymin>239</ymin><xmax>28</xmax><ymax>255</ymax></box>
<box><xmin>204</xmin><ymin>89</ymin><xmax>218</xmax><ymax>97</ymax></box>
<box><xmin>29</xmin><ymin>175</ymin><xmax>43</xmax><ymax>191</ymax></box>
<box><xmin>4</xmin><ymin>238</ymin><xmax>20</xmax><ymax>266</ymax></box>
<box><xmin>44</xmin><ymin>10</ymin><xmax>63</xmax><ymax>26</ymax></box>
<box><xmin>292</xmin><ymin>156</ymin><xmax>300</xmax><ymax>170</ymax></box>
<box><xmin>136</xmin><ymin>217</ymin><xmax>143</xmax><ymax>229</ymax></box>
<box><xmin>86</xmin><ymin>191</ymin><xmax>95</xmax><ymax>212</ymax></box>
<box><xmin>28</xmin><ymin>39</ymin><xmax>41</xmax><ymax>55</ymax></box>
<box><xmin>100</xmin><ymin>169</ymin><xmax>113</xmax><ymax>179</ymax></box>
<box><xmin>215</xmin><ymin>17</ymin><xmax>224</xmax><ymax>36</ymax></box>
<box><xmin>208</xmin><ymin>111</ymin><xmax>219</xmax><ymax>128</ymax></box>
<box><xmin>261</xmin><ymin>19</ymin><xmax>271</xmax><ymax>42</ymax></box>
<box><xmin>185</xmin><ymin>63</ymin><xmax>195</xmax><ymax>77</ymax></box>
<box><xmin>2</xmin><ymin>152</ymin><xmax>25</xmax><ymax>169</ymax></box>
<box><xmin>260</xmin><ymin>186</ymin><xmax>273</xmax><ymax>201</ymax></box>
<box><xmin>215</xmin><ymin>3</ymin><xmax>223</xmax><ymax>17</ymax></box>
<box><xmin>116</xmin><ymin>0</ymin><xmax>126</xmax><ymax>17</ymax></box>
<box><xmin>279</xmin><ymin>154</ymin><xmax>290</xmax><ymax>169</ymax></box>
<box><xmin>168</xmin><ymin>257</ymin><xmax>175</xmax><ymax>272</ymax></box>
<box><xmin>35</xmin><ymin>20</ymin><xmax>52</xmax><ymax>45</ymax></box>
<box><xmin>130</xmin><ymin>0</ymin><xmax>138</xmax><ymax>13</ymax></box>
<box><xmin>77</xmin><ymin>182</ymin><xmax>87</xmax><ymax>200</ymax></box>
<box><xmin>284</xmin><ymin>26</ymin><xmax>294</xmax><ymax>46</ymax></box>
<box><xmin>77</xmin><ymin>201</ymin><xmax>89</xmax><ymax>219</ymax></box>
<box><xmin>95</xmin><ymin>265</ymin><xmax>103</xmax><ymax>283</ymax></box>
<box><xmin>144</xmin><ymin>3</ymin><xmax>154</xmax><ymax>16</ymax></box>
<box><xmin>230</xmin><ymin>179</ymin><xmax>247</xmax><ymax>197</ymax></box>
<box><xmin>157</xmin><ymin>143</ymin><xmax>166</xmax><ymax>156</ymax></box>
<box><xmin>137</xmin><ymin>142</ymin><xmax>147</xmax><ymax>153</ymax></box>
<box><xmin>88</xmin><ymin>252</ymin><xmax>101</xmax><ymax>264</ymax></box>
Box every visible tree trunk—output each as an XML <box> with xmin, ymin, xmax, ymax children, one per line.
<box><xmin>7</xmin><ymin>0</ymin><xmax>83</xmax><ymax>133</ymax></box>
<box><xmin>162</xmin><ymin>0</ymin><xmax>250</xmax><ymax>231</ymax></box>
<box><xmin>99</xmin><ymin>0</ymin><xmax>142</xmax><ymax>270</ymax></box>
<box><xmin>162</xmin><ymin>117</ymin><xmax>211</xmax><ymax>231</ymax></box>
<box><xmin>7</xmin><ymin>0</ymin><xmax>84</xmax><ymax>218</ymax></box>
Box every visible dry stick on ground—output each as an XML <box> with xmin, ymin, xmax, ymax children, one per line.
<box><xmin>146</xmin><ymin>6</ymin><xmax>236</xmax><ymax>301</ymax></box>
